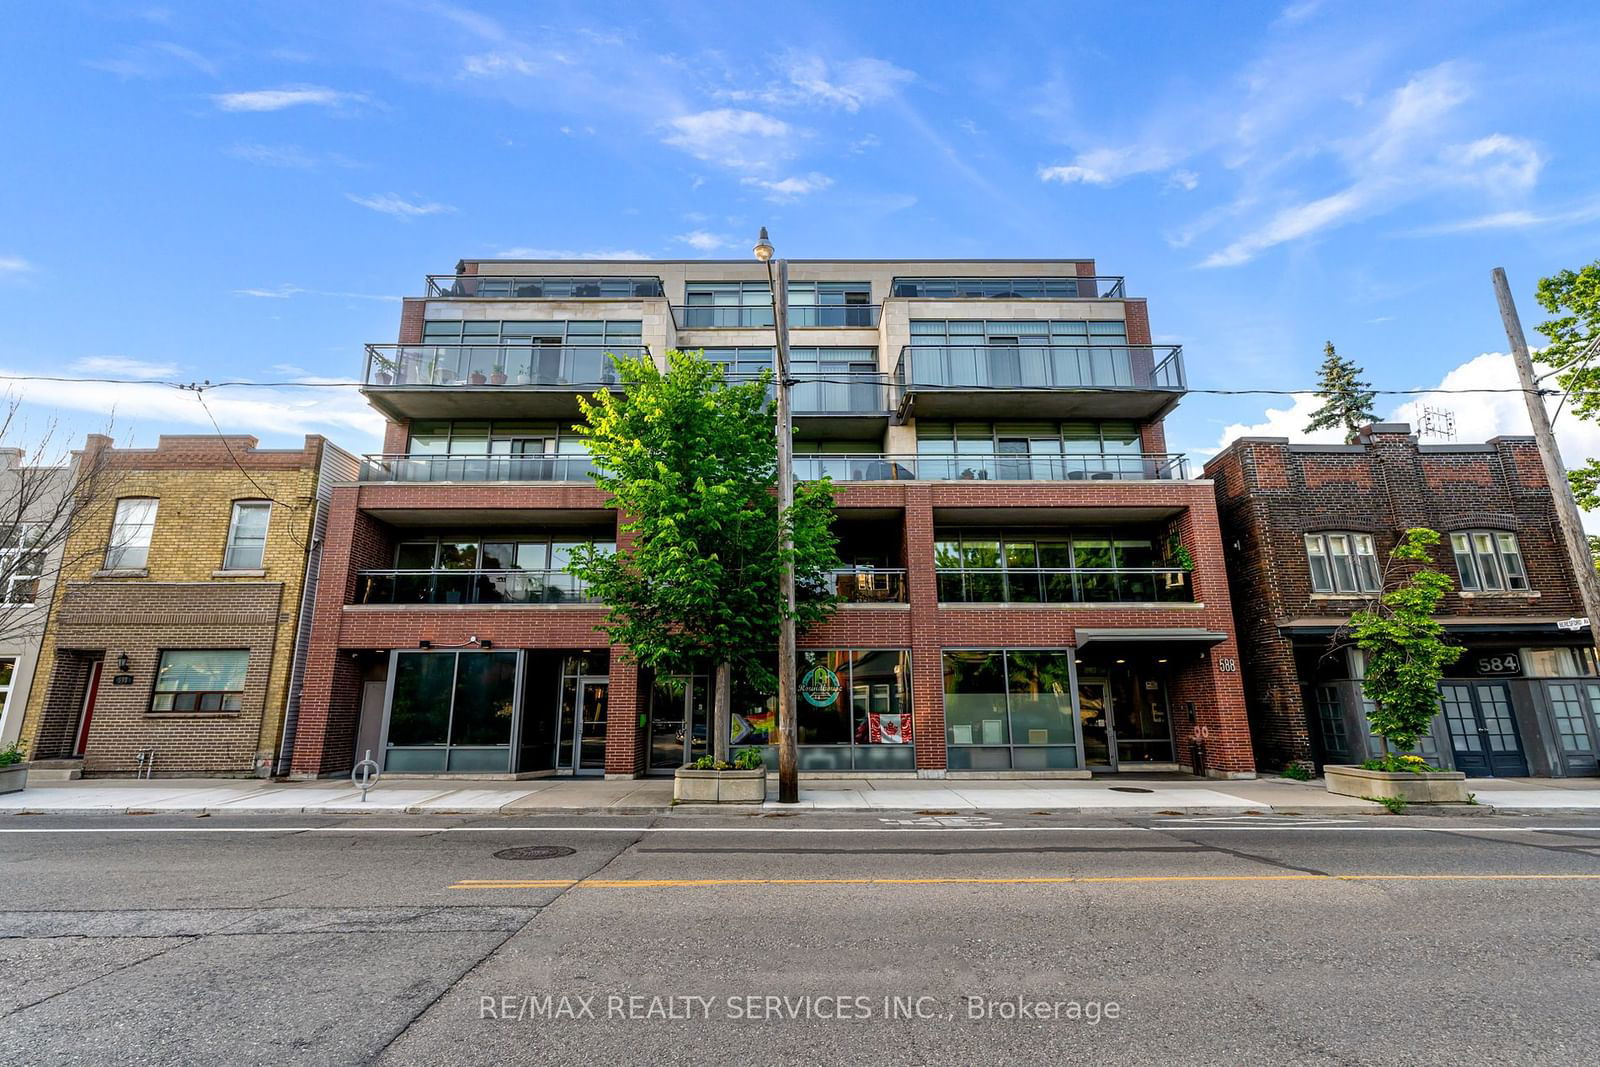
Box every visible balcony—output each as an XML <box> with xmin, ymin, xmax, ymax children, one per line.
<box><xmin>895</xmin><ymin>344</ymin><xmax>1185</xmax><ymax>419</ymax></box>
<box><xmin>426</xmin><ymin>275</ymin><xmax>665</xmax><ymax>298</ymax></box>
<box><xmin>937</xmin><ymin>567</ymin><xmax>1193</xmax><ymax>604</ymax></box>
<box><xmin>788</xmin><ymin>305</ymin><xmax>881</xmax><ymax>328</ymax></box>
<box><xmin>362</xmin><ymin>343</ymin><xmax>645</xmax><ymax>420</ymax></box>
<box><xmin>354</xmin><ymin>569</ymin><xmax>594</xmax><ymax>606</ymax></box>
<box><xmin>889</xmin><ymin>277</ymin><xmax>1126</xmax><ymax>300</ymax></box>
<box><xmin>673</xmin><ymin>305</ymin><xmax>775</xmax><ymax>329</ymax></box>
<box><xmin>791</xmin><ymin>452</ymin><xmax>1189</xmax><ymax>482</ymax></box>
<box><xmin>358</xmin><ymin>453</ymin><xmax>596</xmax><ymax>483</ymax></box>
<box><xmin>819</xmin><ymin>567</ymin><xmax>907</xmax><ymax>603</ymax></box>
<box><xmin>724</xmin><ymin>371</ymin><xmax>897</xmax><ymax>437</ymax></box>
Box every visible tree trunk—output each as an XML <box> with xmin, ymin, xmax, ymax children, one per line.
<box><xmin>714</xmin><ymin>660</ymin><xmax>732</xmax><ymax>763</ymax></box>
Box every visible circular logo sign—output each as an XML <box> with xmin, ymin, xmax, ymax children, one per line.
<box><xmin>799</xmin><ymin>665</ymin><xmax>842</xmax><ymax>707</ymax></box>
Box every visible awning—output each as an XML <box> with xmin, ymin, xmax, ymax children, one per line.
<box><xmin>1075</xmin><ymin>627</ymin><xmax>1230</xmax><ymax>648</ymax></box>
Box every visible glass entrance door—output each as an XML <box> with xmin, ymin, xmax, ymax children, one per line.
<box><xmin>648</xmin><ymin>675</ymin><xmax>709</xmax><ymax>772</ymax></box>
<box><xmin>577</xmin><ymin>681</ymin><xmax>608</xmax><ymax>771</ymax></box>
<box><xmin>1078</xmin><ymin>680</ymin><xmax>1114</xmax><ymax>769</ymax></box>
<box><xmin>1440</xmin><ymin>682</ymin><xmax>1528</xmax><ymax>777</ymax></box>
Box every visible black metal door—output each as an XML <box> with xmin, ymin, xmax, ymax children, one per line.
<box><xmin>1543</xmin><ymin>681</ymin><xmax>1600</xmax><ymax>777</ymax></box>
<box><xmin>1440</xmin><ymin>682</ymin><xmax>1528</xmax><ymax>777</ymax></box>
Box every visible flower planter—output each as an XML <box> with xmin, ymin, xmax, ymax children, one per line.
<box><xmin>489</xmin><ymin>372</ymin><xmax>508</xmax><ymax>385</ymax></box>
<box><xmin>1325</xmin><ymin>765</ymin><xmax>1468</xmax><ymax>803</ymax></box>
<box><xmin>469</xmin><ymin>371</ymin><xmax>488</xmax><ymax>385</ymax></box>
<box><xmin>0</xmin><ymin>763</ymin><xmax>28</xmax><ymax>795</ymax></box>
<box><xmin>673</xmin><ymin>767</ymin><xmax>767</xmax><ymax>804</ymax></box>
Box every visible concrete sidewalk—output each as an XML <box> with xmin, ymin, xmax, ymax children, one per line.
<box><xmin>4</xmin><ymin>773</ymin><xmax>1597</xmax><ymax>816</ymax></box>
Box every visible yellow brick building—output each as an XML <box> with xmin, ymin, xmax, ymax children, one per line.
<box><xmin>20</xmin><ymin>434</ymin><xmax>356</xmax><ymax>777</ymax></box>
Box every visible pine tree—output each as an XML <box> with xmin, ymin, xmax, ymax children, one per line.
<box><xmin>1304</xmin><ymin>341</ymin><xmax>1378</xmax><ymax>443</ymax></box>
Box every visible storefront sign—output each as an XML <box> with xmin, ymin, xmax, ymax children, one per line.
<box><xmin>799</xmin><ymin>665</ymin><xmax>842</xmax><ymax>707</ymax></box>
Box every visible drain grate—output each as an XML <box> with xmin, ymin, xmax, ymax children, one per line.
<box><xmin>1109</xmin><ymin>786</ymin><xmax>1155</xmax><ymax>794</ymax></box>
<box><xmin>493</xmin><ymin>845</ymin><xmax>577</xmax><ymax>861</ymax></box>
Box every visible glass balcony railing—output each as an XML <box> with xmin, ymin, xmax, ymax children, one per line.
<box><xmin>673</xmin><ymin>305</ymin><xmax>775</xmax><ymax>328</ymax></box>
<box><xmin>816</xmin><ymin>567</ymin><xmax>907</xmax><ymax>603</ymax></box>
<box><xmin>355</xmin><ymin>569</ymin><xmax>594</xmax><ymax>605</ymax></box>
<box><xmin>426</xmin><ymin>275</ymin><xmax>664</xmax><ymax>298</ymax></box>
<box><xmin>790</xmin><ymin>453</ymin><xmax>1189</xmax><ymax>482</ymax></box>
<box><xmin>364</xmin><ymin>344</ymin><xmax>645</xmax><ymax>388</ymax></box>
<box><xmin>889</xmin><ymin>276</ymin><xmax>1126</xmax><ymax>299</ymax></box>
<box><xmin>937</xmin><ymin>567</ymin><xmax>1193</xmax><ymax>604</ymax></box>
<box><xmin>358</xmin><ymin>454</ymin><xmax>596</xmax><ymax>483</ymax></box>
<box><xmin>723</xmin><ymin>372</ymin><xmax>896</xmax><ymax>415</ymax></box>
<box><xmin>896</xmin><ymin>344</ymin><xmax>1185</xmax><ymax>393</ymax></box>
<box><xmin>788</xmin><ymin>305</ymin><xmax>881</xmax><ymax>328</ymax></box>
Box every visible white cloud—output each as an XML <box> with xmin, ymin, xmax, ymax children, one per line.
<box><xmin>1277</xmin><ymin>0</ymin><xmax>1323</xmax><ymax>22</ymax></box>
<box><xmin>662</xmin><ymin>109</ymin><xmax>797</xmax><ymax>170</ymax></box>
<box><xmin>70</xmin><ymin>356</ymin><xmax>179</xmax><ymax>378</ymax></box>
<box><xmin>233</xmin><ymin>284</ymin><xmax>399</xmax><ymax>302</ymax></box>
<box><xmin>1167</xmin><ymin>169</ymin><xmax>1200</xmax><ymax>191</ymax></box>
<box><xmin>345</xmin><ymin>193</ymin><xmax>455</xmax><ymax>219</ymax></box>
<box><xmin>776</xmin><ymin>54</ymin><xmax>913</xmax><ymax>111</ymax></box>
<box><xmin>1407</xmin><ymin>197</ymin><xmax>1600</xmax><ymax>235</ymax></box>
<box><xmin>675</xmin><ymin>231</ymin><xmax>733</xmax><ymax>252</ymax></box>
<box><xmin>0</xmin><ymin>256</ymin><xmax>32</xmax><ymax>275</ymax></box>
<box><xmin>1039</xmin><ymin>144</ymin><xmax>1180</xmax><ymax>186</ymax></box>
<box><xmin>1</xmin><ymin>373</ymin><xmax>385</xmax><ymax>452</ymax></box>
<box><xmin>740</xmin><ymin>172</ymin><xmax>834</xmax><ymax>202</ymax></box>
<box><xmin>1443</xmin><ymin>134</ymin><xmax>1543</xmax><ymax>195</ymax></box>
<box><xmin>213</xmin><ymin>86</ymin><xmax>365</xmax><ymax>112</ymax></box>
<box><xmin>226</xmin><ymin>142</ymin><xmax>315</xmax><ymax>168</ymax></box>
<box><xmin>491</xmin><ymin>247</ymin><xmax>653</xmax><ymax>260</ymax></box>
<box><xmin>86</xmin><ymin>40</ymin><xmax>217</xmax><ymax>79</ymax></box>
<box><xmin>1202</xmin><ymin>187</ymin><xmax>1367</xmax><ymax>267</ymax></box>
<box><xmin>461</xmin><ymin>52</ymin><xmax>544</xmax><ymax>77</ymax></box>
<box><xmin>849</xmin><ymin>133</ymin><xmax>881</xmax><ymax>153</ymax></box>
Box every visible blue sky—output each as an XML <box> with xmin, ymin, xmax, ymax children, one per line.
<box><xmin>3</xmin><ymin>0</ymin><xmax>1600</xmax><ymax>486</ymax></box>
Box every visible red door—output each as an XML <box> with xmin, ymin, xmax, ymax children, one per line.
<box><xmin>74</xmin><ymin>659</ymin><xmax>103</xmax><ymax>757</ymax></box>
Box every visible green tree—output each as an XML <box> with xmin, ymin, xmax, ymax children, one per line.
<box><xmin>1347</xmin><ymin>528</ymin><xmax>1462</xmax><ymax>756</ymax></box>
<box><xmin>1534</xmin><ymin>261</ymin><xmax>1600</xmax><ymax>507</ymax></box>
<box><xmin>568</xmin><ymin>348</ymin><xmax>841</xmax><ymax>760</ymax></box>
<box><xmin>1304</xmin><ymin>341</ymin><xmax>1378</xmax><ymax>443</ymax></box>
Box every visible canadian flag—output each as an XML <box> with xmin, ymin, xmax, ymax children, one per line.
<box><xmin>869</xmin><ymin>713</ymin><xmax>910</xmax><ymax>744</ymax></box>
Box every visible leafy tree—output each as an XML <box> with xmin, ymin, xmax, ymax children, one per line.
<box><xmin>568</xmin><ymin>349</ymin><xmax>841</xmax><ymax>761</ymax></box>
<box><xmin>1304</xmin><ymin>341</ymin><xmax>1378</xmax><ymax>443</ymax></box>
<box><xmin>1347</xmin><ymin>528</ymin><xmax>1462</xmax><ymax>755</ymax></box>
<box><xmin>1534</xmin><ymin>261</ymin><xmax>1600</xmax><ymax>507</ymax></box>
<box><xmin>1589</xmin><ymin>534</ymin><xmax>1600</xmax><ymax>574</ymax></box>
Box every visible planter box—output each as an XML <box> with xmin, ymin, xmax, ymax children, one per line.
<box><xmin>1325</xmin><ymin>765</ymin><xmax>1468</xmax><ymax>803</ymax></box>
<box><xmin>674</xmin><ymin>767</ymin><xmax>767</xmax><ymax>804</ymax></box>
<box><xmin>0</xmin><ymin>763</ymin><xmax>28</xmax><ymax>795</ymax></box>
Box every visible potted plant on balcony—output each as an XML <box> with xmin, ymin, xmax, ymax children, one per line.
<box><xmin>674</xmin><ymin>747</ymin><xmax>767</xmax><ymax>803</ymax></box>
<box><xmin>1324</xmin><ymin>528</ymin><xmax>1468</xmax><ymax>805</ymax></box>
<box><xmin>489</xmin><ymin>362</ymin><xmax>508</xmax><ymax>386</ymax></box>
<box><xmin>469</xmin><ymin>369</ymin><xmax>488</xmax><ymax>385</ymax></box>
<box><xmin>0</xmin><ymin>741</ymin><xmax>28</xmax><ymax>795</ymax></box>
<box><xmin>370</xmin><ymin>353</ymin><xmax>397</xmax><ymax>385</ymax></box>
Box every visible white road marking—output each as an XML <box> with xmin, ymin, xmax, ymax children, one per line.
<box><xmin>0</xmin><ymin>824</ymin><xmax>1597</xmax><ymax>835</ymax></box>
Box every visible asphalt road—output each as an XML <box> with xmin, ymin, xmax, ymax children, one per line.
<box><xmin>2</xmin><ymin>810</ymin><xmax>1599</xmax><ymax>1066</ymax></box>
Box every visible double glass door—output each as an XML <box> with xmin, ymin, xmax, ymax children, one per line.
<box><xmin>1439</xmin><ymin>682</ymin><xmax>1527</xmax><ymax>777</ymax></box>
<box><xmin>1078</xmin><ymin>676</ymin><xmax>1176</xmax><ymax>770</ymax></box>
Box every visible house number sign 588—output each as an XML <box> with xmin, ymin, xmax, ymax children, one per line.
<box><xmin>1217</xmin><ymin>657</ymin><xmax>1238</xmax><ymax>673</ymax></box>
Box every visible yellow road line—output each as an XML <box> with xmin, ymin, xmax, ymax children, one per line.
<box><xmin>448</xmin><ymin>873</ymin><xmax>1600</xmax><ymax>890</ymax></box>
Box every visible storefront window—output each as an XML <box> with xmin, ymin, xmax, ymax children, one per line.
<box><xmin>944</xmin><ymin>649</ymin><xmax>1078</xmax><ymax>770</ymax></box>
<box><xmin>385</xmin><ymin>650</ymin><xmax>519</xmax><ymax>772</ymax></box>
<box><xmin>730</xmin><ymin>649</ymin><xmax>913</xmax><ymax>770</ymax></box>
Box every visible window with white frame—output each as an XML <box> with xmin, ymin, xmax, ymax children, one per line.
<box><xmin>1304</xmin><ymin>532</ymin><xmax>1381</xmax><ymax>594</ymax></box>
<box><xmin>0</xmin><ymin>524</ymin><xmax>44</xmax><ymax>603</ymax></box>
<box><xmin>223</xmin><ymin>501</ymin><xmax>271</xmax><ymax>570</ymax></box>
<box><xmin>1450</xmin><ymin>530</ymin><xmax>1530</xmax><ymax>592</ymax></box>
<box><xmin>151</xmin><ymin>649</ymin><xmax>249</xmax><ymax>713</ymax></box>
<box><xmin>105</xmin><ymin>498</ymin><xmax>158</xmax><ymax>570</ymax></box>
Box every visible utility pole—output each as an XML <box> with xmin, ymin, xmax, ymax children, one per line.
<box><xmin>1491</xmin><ymin>267</ymin><xmax>1600</xmax><ymax>656</ymax></box>
<box><xmin>754</xmin><ymin>229</ymin><xmax>800</xmax><ymax>803</ymax></box>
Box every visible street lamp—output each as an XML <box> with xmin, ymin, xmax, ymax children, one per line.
<box><xmin>755</xmin><ymin>227</ymin><xmax>799</xmax><ymax>804</ymax></box>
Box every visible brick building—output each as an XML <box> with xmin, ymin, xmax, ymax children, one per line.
<box><xmin>19</xmin><ymin>434</ymin><xmax>356</xmax><ymax>777</ymax></box>
<box><xmin>1206</xmin><ymin>424</ymin><xmax>1600</xmax><ymax>777</ymax></box>
<box><xmin>290</xmin><ymin>257</ymin><xmax>1254</xmax><ymax>780</ymax></box>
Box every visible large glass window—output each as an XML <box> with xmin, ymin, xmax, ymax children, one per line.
<box><xmin>106</xmin><ymin>498</ymin><xmax>158</xmax><ymax>570</ymax></box>
<box><xmin>909</xmin><ymin>319</ymin><xmax>1126</xmax><ymax>345</ymax></box>
<box><xmin>917</xmin><ymin>420</ymin><xmax>1155</xmax><ymax>480</ymax></box>
<box><xmin>419</xmin><ymin>320</ymin><xmax>642</xmax><ymax>344</ymax></box>
<box><xmin>728</xmin><ymin>649</ymin><xmax>914</xmax><ymax>770</ymax></box>
<box><xmin>151</xmin><ymin>650</ymin><xmax>249</xmax><ymax>713</ymax></box>
<box><xmin>788</xmin><ymin>282</ymin><xmax>875</xmax><ymax>326</ymax></box>
<box><xmin>1451</xmin><ymin>531</ymin><xmax>1530</xmax><ymax>591</ymax></box>
<box><xmin>1304</xmin><ymin>532</ymin><xmax>1380</xmax><ymax>594</ymax></box>
<box><xmin>385</xmin><ymin>650</ymin><xmax>520</xmax><ymax>772</ymax></box>
<box><xmin>935</xmin><ymin>528</ymin><xmax>1188</xmax><ymax>604</ymax></box>
<box><xmin>682</xmin><ymin>282</ymin><xmax>773</xmax><ymax>327</ymax></box>
<box><xmin>0</xmin><ymin>524</ymin><xmax>44</xmax><ymax>603</ymax></box>
<box><xmin>223</xmin><ymin>502</ymin><xmax>271</xmax><ymax>570</ymax></box>
<box><xmin>366</xmin><ymin>534</ymin><xmax>612</xmax><ymax>605</ymax></box>
<box><xmin>943</xmin><ymin>649</ymin><xmax>1078</xmax><ymax>769</ymax></box>
<box><xmin>0</xmin><ymin>658</ymin><xmax>16</xmax><ymax>736</ymax></box>
<box><xmin>892</xmin><ymin>277</ymin><xmax>1081</xmax><ymax>299</ymax></box>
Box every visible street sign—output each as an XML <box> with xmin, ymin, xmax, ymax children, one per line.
<box><xmin>1557</xmin><ymin>617</ymin><xmax>1591</xmax><ymax>631</ymax></box>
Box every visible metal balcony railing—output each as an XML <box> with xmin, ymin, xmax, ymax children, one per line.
<box><xmin>889</xmin><ymin>276</ymin><xmax>1126</xmax><ymax>300</ymax></box>
<box><xmin>790</xmin><ymin>452</ymin><xmax>1189</xmax><ymax>482</ymax></box>
<box><xmin>817</xmin><ymin>567</ymin><xmax>907</xmax><ymax>603</ymax></box>
<box><xmin>355</xmin><ymin>569</ymin><xmax>594</xmax><ymax>605</ymax></box>
<box><xmin>358</xmin><ymin>453</ymin><xmax>596</xmax><ymax>483</ymax></box>
<box><xmin>895</xmin><ymin>344</ymin><xmax>1185</xmax><ymax>393</ymax></box>
<box><xmin>936</xmin><ymin>567</ymin><xmax>1194</xmax><ymax>604</ymax></box>
<box><xmin>363</xmin><ymin>343</ymin><xmax>645</xmax><ymax>388</ymax></box>
<box><xmin>425</xmin><ymin>275</ymin><xmax>665</xmax><ymax>298</ymax></box>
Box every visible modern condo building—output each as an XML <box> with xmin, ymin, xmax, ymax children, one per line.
<box><xmin>289</xmin><ymin>257</ymin><xmax>1254</xmax><ymax>780</ymax></box>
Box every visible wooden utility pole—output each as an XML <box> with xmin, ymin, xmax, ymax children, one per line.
<box><xmin>771</xmin><ymin>258</ymin><xmax>799</xmax><ymax>803</ymax></box>
<box><xmin>1491</xmin><ymin>267</ymin><xmax>1600</xmax><ymax>655</ymax></box>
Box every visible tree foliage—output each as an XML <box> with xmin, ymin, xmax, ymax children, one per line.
<box><xmin>568</xmin><ymin>349</ymin><xmax>841</xmax><ymax>717</ymax></box>
<box><xmin>1534</xmin><ymin>261</ymin><xmax>1600</xmax><ymax>507</ymax></box>
<box><xmin>1304</xmin><ymin>341</ymin><xmax>1378</xmax><ymax>444</ymax></box>
<box><xmin>1347</xmin><ymin>528</ymin><xmax>1462</xmax><ymax>753</ymax></box>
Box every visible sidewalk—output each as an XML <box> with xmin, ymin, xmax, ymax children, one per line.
<box><xmin>4</xmin><ymin>773</ymin><xmax>1598</xmax><ymax>816</ymax></box>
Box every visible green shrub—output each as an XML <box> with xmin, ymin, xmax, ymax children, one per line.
<box><xmin>1360</xmin><ymin>753</ymin><xmax>1442</xmax><ymax>774</ymax></box>
<box><xmin>1362</xmin><ymin>793</ymin><xmax>1408</xmax><ymax>815</ymax></box>
<box><xmin>732</xmin><ymin>748</ymin><xmax>765</xmax><ymax>770</ymax></box>
<box><xmin>0</xmin><ymin>742</ymin><xmax>24</xmax><ymax>767</ymax></box>
<box><xmin>1279</xmin><ymin>762</ymin><xmax>1312</xmax><ymax>781</ymax></box>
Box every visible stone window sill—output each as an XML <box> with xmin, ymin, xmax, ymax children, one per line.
<box><xmin>146</xmin><ymin>711</ymin><xmax>244</xmax><ymax>719</ymax></box>
<box><xmin>93</xmin><ymin>568</ymin><xmax>149</xmax><ymax>579</ymax></box>
<box><xmin>1459</xmin><ymin>590</ymin><xmax>1540</xmax><ymax>598</ymax></box>
<box><xmin>212</xmin><ymin>569</ymin><xmax>267</xmax><ymax>578</ymax></box>
<box><xmin>1309</xmin><ymin>592</ymin><xmax>1377</xmax><ymax>601</ymax></box>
